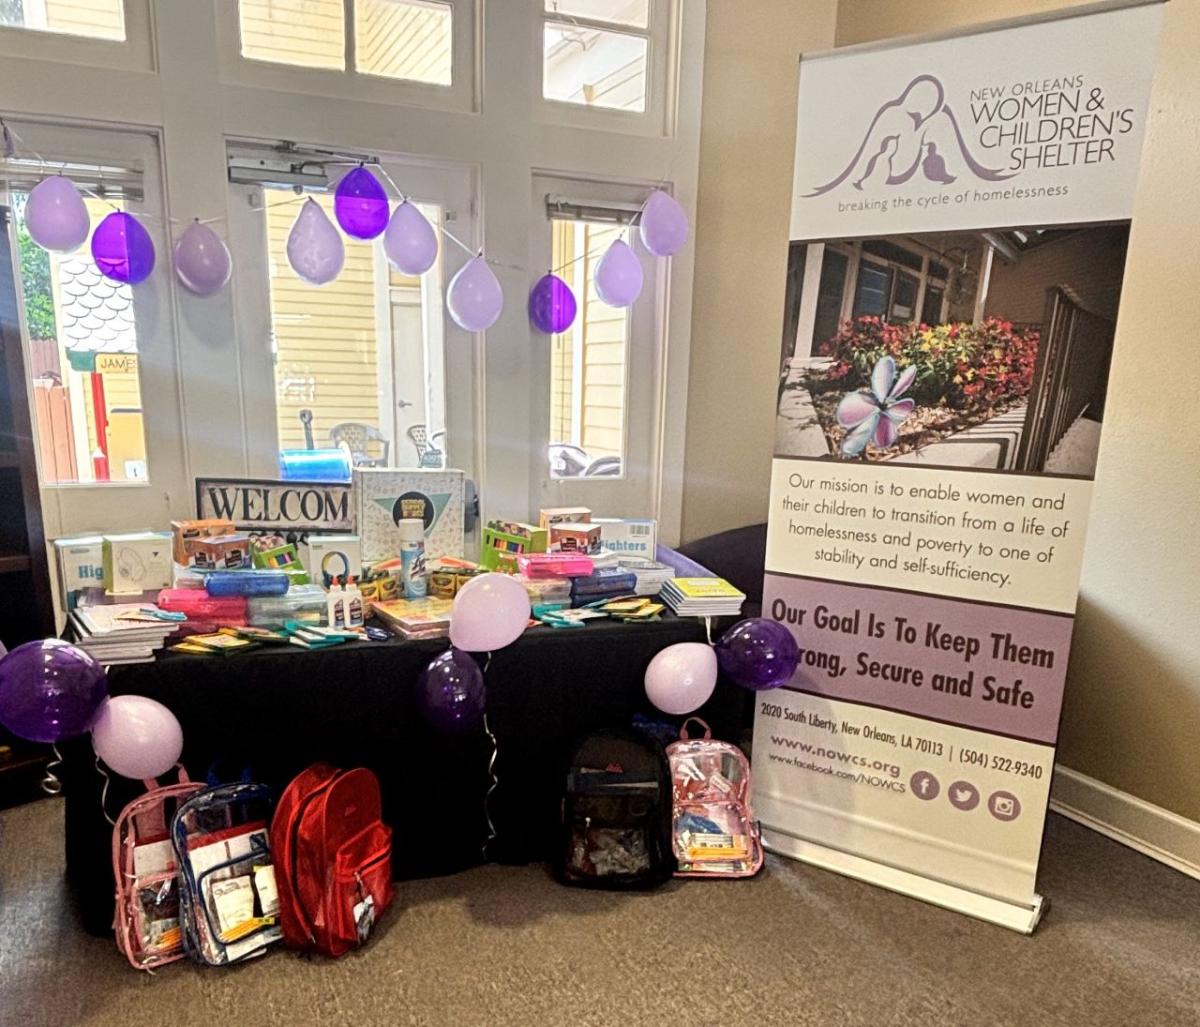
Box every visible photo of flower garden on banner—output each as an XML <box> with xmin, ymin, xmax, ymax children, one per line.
<box><xmin>757</xmin><ymin>1</ymin><xmax>1164</xmax><ymax>932</ymax></box>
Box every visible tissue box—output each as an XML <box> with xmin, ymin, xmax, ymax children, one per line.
<box><xmin>54</xmin><ymin>535</ymin><xmax>105</xmax><ymax>610</ymax></box>
<box><xmin>102</xmin><ymin>532</ymin><xmax>173</xmax><ymax>595</ymax></box>
<box><xmin>354</xmin><ymin>468</ymin><xmax>465</xmax><ymax>563</ymax></box>
<box><xmin>593</xmin><ymin>518</ymin><xmax>657</xmax><ymax>558</ymax></box>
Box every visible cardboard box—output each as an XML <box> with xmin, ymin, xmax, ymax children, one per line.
<box><xmin>480</xmin><ymin>520</ymin><xmax>548</xmax><ymax>572</ymax></box>
<box><xmin>593</xmin><ymin>518</ymin><xmax>657</xmax><ymax>558</ymax></box>
<box><xmin>538</xmin><ymin>506</ymin><xmax>591</xmax><ymax>531</ymax></box>
<box><xmin>171</xmin><ymin>518</ymin><xmax>236</xmax><ymax>565</ymax></box>
<box><xmin>54</xmin><ymin>535</ymin><xmax>105</xmax><ymax>611</ymax></box>
<box><xmin>549</xmin><ymin>521</ymin><xmax>603</xmax><ymax>555</ymax></box>
<box><xmin>353</xmin><ymin>468</ymin><xmax>465</xmax><ymax>563</ymax></box>
<box><xmin>102</xmin><ymin>532</ymin><xmax>173</xmax><ymax>595</ymax></box>
<box><xmin>189</xmin><ymin>533</ymin><xmax>251</xmax><ymax>572</ymax></box>
<box><xmin>306</xmin><ymin>534</ymin><xmax>362</xmax><ymax>588</ymax></box>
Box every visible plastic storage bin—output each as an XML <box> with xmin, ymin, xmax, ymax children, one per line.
<box><xmin>247</xmin><ymin>583</ymin><xmax>328</xmax><ymax>628</ymax></box>
<box><xmin>156</xmin><ymin>589</ymin><xmax>248</xmax><ymax>625</ymax></box>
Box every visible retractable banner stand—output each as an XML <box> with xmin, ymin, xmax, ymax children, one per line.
<box><xmin>755</xmin><ymin>1</ymin><xmax>1163</xmax><ymax>931</ymax></box>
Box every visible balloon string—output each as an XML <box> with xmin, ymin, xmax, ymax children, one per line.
<box><xmin>40</xmin><ymin>744</ymin><xmax>63</xmax><ymax>797</ymax></box>
<box><xmin>704</xmin><ymin>616</ymin><xmax>714</xmax><ymax>645</ymax></box>
<box><xmin>96</xmin><ymin>755</ymin><xmax>117</xmax><ymax>826</ymax></box>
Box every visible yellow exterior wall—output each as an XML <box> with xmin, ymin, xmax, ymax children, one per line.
<box><xmin>238</xmin><ymin>0</ymin><xmax>345</xmax><ymax>70</ymax></box>
<box><xmin>266</xmin><ymin>193</ymin><xmax>382</xmax><ymax>451</ymax></box>
<box><xmin>44</xmin><ymin>0</ymin><xmax>124</xmax><ymax>40</ymax></box>
<box><xmin>549</xmin><ymin>220</ymin><xmax>575</xmax><ymax>444</ymax></box>
<box><xmin>356</xmin><ymin>0</ymin><xmax>452</xmax><ymax>84</ymax></box>
<box><xmin>578</xmin><ymin>223</ymin><xmax>626</xmax><ymax>458</ymax></box>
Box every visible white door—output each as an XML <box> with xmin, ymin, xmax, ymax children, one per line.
<box><xmin>529</xmin><ymin>174</ymin><xmax>666</xmax><ymax>521</ymax></box>
<box><xmin>227</xmin><ymin>155</ymin><xmax>481</xmax><ymax>540</ymax></box>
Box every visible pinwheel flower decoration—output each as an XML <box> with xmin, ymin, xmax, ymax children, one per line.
<box><xmin>836</xmin><ymin>355</ymin><xmax>916</xmax><ymax>457</ymax></box>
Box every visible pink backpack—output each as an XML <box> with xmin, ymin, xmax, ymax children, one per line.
<box><xmin>666</xmin><ymin>719</ymin><xmax>763</xmax><ymax>878</ymax></box>
<box><xmin>112</xmin><ymin>767</ymin><xmax>203</xmax><ymax>971</ymax></box>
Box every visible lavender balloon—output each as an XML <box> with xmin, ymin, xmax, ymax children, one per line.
<box><xmin>449</xmin><ymin>572</ymin><xmax>530</xmax><ymax>652</ymax></box>
<box><xmin>715</xmin><ymin>618</ymin><xmax>800</xmax><ymax>691</ymax></box>
<box><xmin>0</xmin><ymin>639</ymin><xmax>107</xmax><ymax>743</ymax></box>
<box><xmin>528</xmin><ymin>273</ymin><xmax>577</xmax><ymax>334</ymax></box>
<box><xmin>594</xmin><ymin>239</ymin><xmax>643</xmax><ymax>307</ymax></box>
<box><xmin>639</xmin><ymin>189</ymin><xmax>689</xmax><ymax>257</ymax></box>
<box><xmin>91</xmin><ymin>694</ymin><xmax>183</xmax><ymax>780</ymax></box>
<box><xmin>173</xmin><ymin>221</ymin><xmax>232</xmax><ymax>296</ymax></box>
<box><xmin>383</xmin><ymin>199</ymin><xmax>438</xmax><ymax>275</ymax></box>
<box><xmin>91</xmin><ymin>211</ymin><xmax>156</xmax><ymax>284</ymax></box>
<box><xmin>334</xmin><ymin>166</ymin><xmax>389</xmax><ymax>240</ymax></box>
<box><xmin>287</xmin><ymin>199</ymin><xmax>345</xmax><ymax>285</ymax></box>
<box><xmin>446</xmin><ymin>255</ymin><xmax>503</xmax><ymax>332</ymax></box>
<box><xmin>25</xmin><ymin>175</ymin><xmax>90</xmax><ymax>253</ymax></box>
<box><xmin>417</xmin><ymin>648</ymin><xmax>486</xmax><ymax>734</ymax></box>
<box><xmin>645</xmin><ymin>642</ymin><xmax>717</xmax><ymax>715</ymax></box>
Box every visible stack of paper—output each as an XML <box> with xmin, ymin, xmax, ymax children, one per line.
<box><xmin>371</xmin><ymin>597</ymin><xmax>454</xmax><ymax>640</ymax></box>
<box><xmin>616</xmin><ymin>556</ymin><xmax>675</xmax><ymax>597</ymax></box>
<box><xmin>660</xmin><ymin>578</ymin><xmax>746</xmax><ymax>618</ymax></box>
<box><xmin>69</xmin><ymin>604</ymin><xmax>180</xmax><ymax>664</ymax></box>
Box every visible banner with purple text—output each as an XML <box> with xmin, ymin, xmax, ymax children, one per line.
<box><xmin>757</xmin><ymin>1</ymin><xmax>1162</xmax><ymax>932</ymax></box>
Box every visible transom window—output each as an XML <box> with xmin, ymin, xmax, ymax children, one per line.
<box><xmin>542</xmin><ymin>0</ymin><xmax>652</xmax><ymax>113</ymax></box>
<box><xmin>238</xmin><ymin>0</ymin><xmax>453</xmax><ymax>86</ymax></box>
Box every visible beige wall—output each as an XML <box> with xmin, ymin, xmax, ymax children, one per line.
<box><xmin>681</xmin><ymin>0</ymin><xmax>837</xmax><ymax>541</ymax></box>
<box><xmin>688</xmin><ymin>0</ymin><xmax>1198</xmax><ymax>821</ymax></box>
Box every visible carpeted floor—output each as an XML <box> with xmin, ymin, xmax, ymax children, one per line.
<box><xmin>1</xmin><ymin>799</ymin><xmax>1197</xmax><ymax>1027</ymax></box>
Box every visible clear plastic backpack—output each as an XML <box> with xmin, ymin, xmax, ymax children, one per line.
<box><xmin>666</xmin><ymin>718</ymin><xmax>763</xmax><ymax>878</ymax></box>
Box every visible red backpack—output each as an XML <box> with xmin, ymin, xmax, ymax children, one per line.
<box><xmin>269</xmin><ymin>763</ymin><xmax>394</xmax><ymax>956</ymax></box>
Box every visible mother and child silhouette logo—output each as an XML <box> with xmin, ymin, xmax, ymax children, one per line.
<box><xmin>806</xmin><ymin>74</ymin><xmax>1014</xmax><ymax>196</ymax></box>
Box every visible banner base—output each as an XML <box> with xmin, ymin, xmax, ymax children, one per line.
<box><xmin>763</xmin><ymin>827</ymin><xmax>1046</xmax><ymax>934</ymax></box>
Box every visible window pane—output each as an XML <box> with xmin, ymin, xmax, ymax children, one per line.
<box><xmin>548</xmin><ymin>220</ymin><xmax>628</xmax><ymax>479</ymax></box>
<box><xmin>852</xmin><ymin>261</ymin><xmax>891</xmax><ymax>319</ymax></box>
<box><xmin>890</xmin><ymin>270</ymin><xmax>919</xmax><ymax>321</ymax></box>
<box><xmin>0</xmin><ymin>0</ymin><xmax>125</xmax><ymax>41</ymax></box>
<box><xmin>544</xmin><ymin>0</ymin><xmax>649</xmax><ymax>30</ymax></box>
<box><xmin>355</xmin><ymin>0</ymin><xmax>452</xmax><ymax>85</ymax></box>
<box><xmin>14</xmin><ymin>195</ymin><xmax>149</xmax><ymax>484</ymax></box>
<box><xmin>812</xmin><ymin>249</ymin><xmax>849</xmax><ymax>349</ymax></box>
<box><xmin>543</xmin><ymin>21</ymin><xmax>647</xmax><ymax>113</ymax></box>
<box><xmin>921</xmin><ymin>284</ymin><xmax>945</xmax><ymax>326</ymax></box>
<box><xmin>264</xmin><ymin>189</ymin><xmax>448</xmax><ymax>470</ymax></box>
<box><xmin>239</xmin><ymin>0</ymin><xmax>345</xmax><ymax>71</ymax></box>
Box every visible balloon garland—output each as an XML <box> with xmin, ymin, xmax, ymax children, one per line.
<box><xmin>15</xmin><ymin>145</ymin><xmax>690</xmax><ymax>332</ymax></box>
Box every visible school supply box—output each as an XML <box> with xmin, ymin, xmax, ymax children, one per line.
<box><xmin>353</xmin><ymin>468</ymin><xmax>465</xmax><ymax>563</ymax></box>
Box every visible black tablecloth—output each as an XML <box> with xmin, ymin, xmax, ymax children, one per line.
<box><xmin>60</xmin><ymin>616</ymin><xmax>748</xmax><ymax>935</ymax></box>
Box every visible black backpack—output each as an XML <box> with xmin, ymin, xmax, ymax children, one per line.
<box><xmin>555</xmin><ymin>728</ymin><xmax>676</xmax><ymax>889</ymax></box>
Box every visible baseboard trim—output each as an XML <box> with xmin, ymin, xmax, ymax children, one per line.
<box><xmin>1050</xmin><ymin>766</ymin><xmax>1200</xmax><ymax>882</ymax></box>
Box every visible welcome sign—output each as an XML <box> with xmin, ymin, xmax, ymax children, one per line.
<box><xmin>758</xmin><ymin>2</ymin><xmax>1162</xmax><ymax>931</ymax></box>
<box><xmin>195</xmin><ymin>477</ymin><xmax>353</xmax><ymax>533</ymax></box>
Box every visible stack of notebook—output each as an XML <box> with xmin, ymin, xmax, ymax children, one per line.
<box><xmin>616</xmin><ymin>556</ymin><xmax>675</xmax><ymax>597</ymax></box>
<box><xmin>660</xmin><ymin>577</ymin><xmax>746</xmax><ymax>618</ymax></box>
<box><xmin>370</xmin><ymin>597</ymin><xmax>454</xmax><ymax>640</ymax></box>
<box><xmin>69</xmin><ymin>604</ymin><xmax>181</xmax><ymax>664</ymax></box>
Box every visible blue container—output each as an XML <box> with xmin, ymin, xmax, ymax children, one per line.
<box><xmin>279</xmin><ymin>448</ymin><xmax>351</xmax><ymax>482</ymax></box>
<box><xmin>205</xmin><ymin>571</ymin><xmax>291</xmax><ymax>598</ymax></box>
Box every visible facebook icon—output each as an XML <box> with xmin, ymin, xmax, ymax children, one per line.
<box><xmin>909</xmin><ymin>770</ymin><xmax>941</xmax><ymax>801</ymax></box>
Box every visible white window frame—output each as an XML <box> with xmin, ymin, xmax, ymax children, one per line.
<box><xmin>0</xmin><ymin>0</ymin><xmax>153</xmax><ymax>71</ymax></box>
<box><xmin>538</xmin><ymin>0</ymin><xmax>678</xmax><ymax>137</ymax></box>
<box><xmin>216</xmin><ymin>0</ymin><xmax>479</xmax><ymax>114</ymax></box>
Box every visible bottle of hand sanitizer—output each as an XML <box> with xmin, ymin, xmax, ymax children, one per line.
<box><xmin>326</xmin><ymin>575</ymin><xmax>345</xmax><ymax>629</ymax></box>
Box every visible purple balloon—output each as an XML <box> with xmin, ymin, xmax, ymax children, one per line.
<box><xmin>287</xmin><ymin>199</ymin><xmax>345</xmax><ymax>285</ymax></box>
<box><xmin>528</xmin><ymin>273</ymin><xmax>577</xmax><ymax>334</ymax></box>
<box><xmin>449</xmin><ymin>572</ymin><xmax>531</xmax><ymax>652</ymax></box>
<box><xmin>173</xmin><ymin>221</ymin><xmax>231</xmax><ymax>296</ymax></box>
<box><xmin>91</xmin><ymin>694</ymin><xmax>183</xmax><ymax>780</ymax></box>
<box><xmin>417</xmin><ymin>648</ymin><xmax>486</xmax><ymax>734</ymax></box>
<box><xmin>645</xmin><ymin>642</ymin><xmax>717</xmax><ymax>715</ymax></box>
<box><xmin>594</xmin><ymin>239</ymin><xmax>643</xmax><ymax>307</ymax></box>
<box><xmin>0</xmin><ymin>639</ymin><xmax>108</xmax><ymax>743</ymax></box>
<box><xmin>91</xmin><ymin>211</ymin><xmax>156</xmax><ymax>284</ymax></box>
<box><xmin>715</xmin><ymin>618</ymin><xmax>800</xmax><ymax>691</ymax></box>
<box><xmin>639</xmin><ymin>189</ymin><xmax>689</xmax><ymax>257</ymax></box>
<box><xmin>25</xmin><ymin>175</ymin><xmax>90</xmax><ymax>253</ymax></box>
<box><xmin>334</xmin><ymin>166</ymin><xmax>389</xmax><ymax>240</ymax></box>
<box><xmin>383</xmin><ymin>199</ymin><xmax>438</xmax><ymax>275</ymax></box>
<box><xmin>446</xmin><ymin>255</ymin><xmax>504</xmax><ymax>332</ymax></box>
